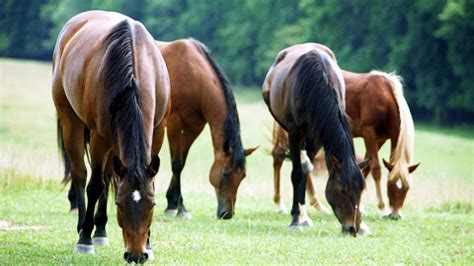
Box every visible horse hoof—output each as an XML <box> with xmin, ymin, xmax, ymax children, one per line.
<box><xmin>69</xmin><ymin>208</ymin><xmax>78</xmax><ymax>214</ymax></box>
<box><xmin>275</xmin><ymin>203</ymin><xmax>288</xmax><ymax>214</ymax></box>
<box><xmin>288</xmin><ymin>224</ymin><xmax>303</xmax><ymax>233</ymax></box>
<box><xmin>388</xmin><ymin>213</ymin><xmax>402</xmax><ymax>220</ymax></box>
<box><xmin>145</xmin><ymin>249</ymin><xmax>155</xmax><ymax>260</ymax></box>
<box><xmin>178</xmin><ymin>211</ymin><xmax>192</xmax><ymax>220</ymax></box>
<box><xmin>359</xmin><ymin>222</ymin><xmax>372</xmax><ymax>236</ymax></box>
<box><xmin>75</xmin><ymin>243</ymin><xmax>94</xmax><ymax>254</ymax></box>
<box><xmin>301</xmin><ymin>219</ymin><xmax>314</xmax><ymax>227</ymax></box>
<box><xmin>93</xmin><ymin>236</ymin><xmax>109</xmax><ymax>246</ymax></box>
<box><xmin>164</xmin><ymin>209</ymin><xmax>178</xmax><ymax>217</ymax></box>
<box><xmin>313</xmin><ymin>204</ymin><xmax>330</xmax><ymax>214</ymax></box>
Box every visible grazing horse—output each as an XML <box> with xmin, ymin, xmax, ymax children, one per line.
<box><xmin>272</xmin><ymin>70</ymin><xmax>420</xmax><ymax>219</ymax></box>
<box><xmin>155</xmin><ymin>39</ymin><xmax>257</xmax><ymax>219</ymax></box>
<box><xmin>53</xmin><ymin>11</ymin><xmax>169</xmax><ymax>263</ymax></box>
<box><xmin>262</xmin><ymin>43</ymin><xmax>369</xmax><ymax>234</ymax></box>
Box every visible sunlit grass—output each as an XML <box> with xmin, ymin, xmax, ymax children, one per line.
<box><xmin>0</xmin><ymin>58</ymin><xmax>473</xmax><ymax>264</ymax></box>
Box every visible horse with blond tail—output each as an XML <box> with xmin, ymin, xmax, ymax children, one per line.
<box><xmin>272</xmin><ymin>69</ymin><xmax>420</xmax><ymax>219</ymax></box>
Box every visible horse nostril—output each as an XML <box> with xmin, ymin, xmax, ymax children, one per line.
<box><xmin>342</xmin><ymin>225</ymin><xmax>357</xmax><ymax>237</ymax></box>
<box><xmin>349</xmin><ymin>226</ymin><xmax>357</xmax><ymax>236</ymax></box>
<box><xmin>123</xmin><ymin>252</ymin><xmax>131</xmax><ymax>263</ymax></box>
<box><xmin>217</xmin><ymin>210</ymin><xmax>233</xmax><ymax>220</ymax></box>
<box><xmin>138</xmin><ymin>252</ymin><xmax>149</xmax><ymax>263</ymax></box>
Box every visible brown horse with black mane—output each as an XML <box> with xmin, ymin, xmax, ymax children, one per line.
<box><xmin>263</xmin><ymin>43</ymin><xmax>370</xmax><ymax>235</ymax></box>
<box><xmin>272</xmin><ymin>70</ymin><xmax>420</xmax><ymax>219</ymax></box>
<box><xmin>155</xmin><ymin>39</ymin><xmax>257</xmax><ymax>219</ymax></box>
<box><xmin>53</xmin><ymin>11</ymin><xmax>169</xmax><ymax>263</ymax></box>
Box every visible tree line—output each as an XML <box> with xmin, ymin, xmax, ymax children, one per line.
<box><xmin>1</xmin><ymin>0</ymin><xmax>473</xmax><ymax>124</ymax></box>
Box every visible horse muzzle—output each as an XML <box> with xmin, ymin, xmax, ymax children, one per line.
<box><xmin>124</xmin><ymin>251</ymin><xmax>148</xmax><ymax>264</ymax></box>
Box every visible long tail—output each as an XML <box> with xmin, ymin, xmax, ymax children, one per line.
<box><xmin>291</xmin><ymin>50</ymin><xmax>364</xmax><ymax>191</ymax></box>
<box><xmin>57</xmin><ymin>119</ymin><xmax>71</xmax><ymax>184</ymax></box>
<box><xmin>192</xmin><ymin>39</ymin><xmax>246</xmax><ymax>170</ymax></box>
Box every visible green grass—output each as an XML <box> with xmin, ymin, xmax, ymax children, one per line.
<box><xmin>0</xmin><ymin>58</ymin><xmax>473</xmax><ymax>264</ymax></box>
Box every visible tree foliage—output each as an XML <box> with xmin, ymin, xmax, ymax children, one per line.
<box><xmin>0</xmin><ymin>0</ymin><xmax>472</xmax><ymax>123</ymax></box>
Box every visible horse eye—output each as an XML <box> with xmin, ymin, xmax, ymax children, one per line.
<box><xmin>221</xmin><ymin>170</ymin><xmax>230</xmax><ymax>178</ymax></box>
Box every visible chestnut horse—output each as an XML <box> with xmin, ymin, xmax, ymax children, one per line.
<box><xmin>272</xmin><ymin>70</ymin><xmax>420</xmax><ymax>219</ymax></box>
<box><xmin>53</xmin><ymin>11</ymin><xmax>169</xmax><ymax>263</ymax></box>
<box><xmin>262</xmin><ymin>43</ymin><xmax>369</xmax><ymax>234</ymax></box>
<box><xmin>156</xmin><ymin>39</ymin><xmax>257</xmax><ymax>219</ymax></box>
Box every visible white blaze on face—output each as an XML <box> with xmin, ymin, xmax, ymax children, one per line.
<box><xmin>396</xmin><ymin>179</ymin><xmax>403</xmax><ymax>189</ymax></box>
<box><xmin>132</xmin><ymin>190</ymin><xmax>142</xmax><ymax>202</ymax></box>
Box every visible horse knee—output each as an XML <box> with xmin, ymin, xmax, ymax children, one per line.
<box><xmin>371</xmin><ymin>165</ymin><xmax>382</xmax><ymax>181</ymax></box>
<box><xmin>171</xmin><ymin>159</ymin><xmax>184</xmax><ymax>175</ymax></box>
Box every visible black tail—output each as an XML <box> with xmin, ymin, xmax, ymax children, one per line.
<box><xmin>57</xmin><ymin>119</ymin><xmax>71</xmax><ymax>184</ymax></box>
<box><xmin>192</xmin><ymin>39</ymin><xmax>246</xmax><ymax>170</ymax></box>
<box><xmin>290</xmin><ymin>50</ymin><xmax>364</xmax><ymax>191</ymax></box>
<box><xmin>57</xmin><ymin>119</ymin><xmax>90</xmax><ymax>185</ymax></box>
<box><xmin>104</xmin><ymin>19</ymin><xmax>148</xmax><ymax>184</ymax></box>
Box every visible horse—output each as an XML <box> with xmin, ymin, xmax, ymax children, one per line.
<box><xmin>155</xmin><ymin>38</ymin><xmax>257</xmax><ymax>219</ymax></box>
<box><xmin>271</xmin><ymin>70</ymin><xmax>420</xmax><ymax>219</ymax></box>
<box><xmin>262</xmin><ymin>43</ymin><xmax>370</xmax><ymax>235</ymax></box>
<box><xmin>53</xmin><ymin>11</ymin><xmax>170</xmax><ymax>263</ymax></box>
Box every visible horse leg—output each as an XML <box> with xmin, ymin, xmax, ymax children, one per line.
<box><xmin>272</xmin><ymin>146</ymin><xmax>287</xmax><ymax>213</ymax></box>
<box><xmin>363</xmin><ymin>130</ymin><xmax>385</xmax><ymax>211</ymax></box>
<box><xmin>76</xmin><ymin>132</ymin><xmax>108</xmax><ymax>254</ymax></box>
<box><xmin>60</xmin><ymin>117</ymin><xmax>87</xmax><ymax>235</ymax></box>
<box><xmin>165</xmin><ymin>116</ymin><xmax>204</xmax><ymax>218</ymax></box>
<box><xmin>92</xmin><ymin>165</ymin><xmax>111</xmax><ymax>247</ymax></box>
<box><xmin>304</xmin><ymin>146</ymin><xmax>330</xmax><ymax>214</ymax></box>
<box><xmin>288</xmin><ymin>128</ymin><xmax>310</xmax><ymax>231</ymax></box>
<box><xmin>68</xmin><ymin>183</ymin><xmax>78</xmax><ymax>212</ymax></box>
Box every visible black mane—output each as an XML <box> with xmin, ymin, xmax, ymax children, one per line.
<box><xmin>290</xmin><ymin>50</ymin><xmax>365</xmax><ymax>192</ymax></box>
<box><xmin>192</xmin><ymin>39</ymin><xmax>246</xmax><ymax>170</ymax></box>
<box><xmin>104</xmin><ymin>19</ymin><xmax>148</xmax><ymax>185</ymax></box>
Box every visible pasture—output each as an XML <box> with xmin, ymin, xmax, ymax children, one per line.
<box><xmin>0</xmin><ymin>58</ymin><xmax>473</xmax><ymax>264</ymax></box>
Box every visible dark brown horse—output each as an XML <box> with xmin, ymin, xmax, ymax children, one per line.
<box><xmin>272</xmin><ymin>70</ymin><xmax>420</xmax><ymax>219</ymax></box>
<box><xmin>53</xmin><ymin>11</ymin><xmax>169</xmax><ymax>263</ymax></box>
<box><xmin>156</xmin><ymin>39</ymin><xmax>257</xmax><ymax>219</ymax></box>
<box><xmin>262</xmin><ymin>43</ymin><xmax>369</xmax><ymax>234</ymax></box>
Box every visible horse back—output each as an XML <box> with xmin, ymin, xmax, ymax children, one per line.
<box><xmin>157</xmin><ymin>39</ymin><xmax>227</xmax><ymax>126</ymax></box>
<box><xmin>263</xmin><ymin>43</ymin><xmax>343</xmax><ymax>128</ymax></box>
<box><xmin>344</xmin><ymin>70</ymin><xmax>400</xmax><ymax>139</ymax></box>
<box><xmin>53</xmin><ymin>11</ymin><xmax>169</xmax><ymax>140</ymax></box>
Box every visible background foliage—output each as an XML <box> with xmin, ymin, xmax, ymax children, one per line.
<box><xmin>1</xmin><ymin>0</ymin><xmax>473</xmax><ymax>123</ymax></box>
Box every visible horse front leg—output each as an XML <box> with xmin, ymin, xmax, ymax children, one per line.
<box><xmin>76</xmin><ymin>133</ymin><xmax>108</xmax><ymax>254</ymax></box>
<box><xmin>287</xmin><ymin>129</ymin><xmax>312</xmax><ymax>231</ymax></box>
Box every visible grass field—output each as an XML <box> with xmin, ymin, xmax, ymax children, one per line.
<box><xmin>0</xmin><ymin>58</ymin><xmax>473</xmax><ymax>264</ymax></box>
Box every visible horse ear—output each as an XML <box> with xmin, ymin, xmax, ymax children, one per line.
<box><xmin>408</xmin><ymin>163</ymin><xmax>420</xmax><ymax>173</ymax></box>
<box><xmin>382</xmin><ymin>159</ymin><xmax>394</xmax><ymax>171</ymax></box>
<box><xmin>244</xmin><ymin>146</ymin><xmax>259</xmax><ymax>156</ymax></box>
<box><xmin>357</xmin><ymin>157</ymin><xmax>371</xmax><ymax>170</ymax></box>
<box><xmin>148</xmin><ymin>155</ymin><xmax>160</xmax><ymax>177</ymax></box>
<box><xmin>112</xmin><ymin>155</ymin><xmax>126</xmax><ymax>177</ymax></box>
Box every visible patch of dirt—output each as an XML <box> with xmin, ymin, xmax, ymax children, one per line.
<box><xmin>0</xmin><ymin>220</ymin><xmax>48</xmax><ymax>231</ymax></box>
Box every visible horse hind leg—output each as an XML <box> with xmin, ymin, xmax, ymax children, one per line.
<box><xmin>272</xmin><ymin>145</ymin><xmax>287</xmax><ymax>214</ymax></box>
